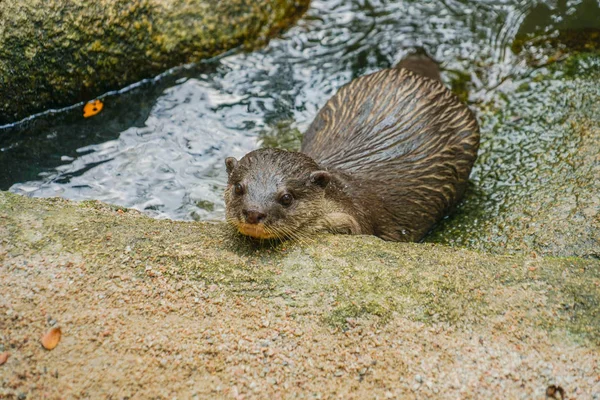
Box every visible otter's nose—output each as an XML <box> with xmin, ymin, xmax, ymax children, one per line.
<box><xmin>243</xmin><ymin>209</ymin><xmax>266</xmax><ymax>225</ymax></box>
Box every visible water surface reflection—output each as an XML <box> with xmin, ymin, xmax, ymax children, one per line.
<box><xmin>3</xmin><ymin>0</ymin><xmax>597</xmax><ymax>224</ymax></box>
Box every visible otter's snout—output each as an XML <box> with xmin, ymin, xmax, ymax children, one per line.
<box><xmin>243</xmin><ymin>209</ymin><xmax>266</xmax><ymax>225</ymax></box>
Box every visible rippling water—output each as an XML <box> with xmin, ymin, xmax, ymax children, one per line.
<box><xmin>1</xmin><ymin>0</ymin><xmax>598</xmax><ymax>222</ymax></box>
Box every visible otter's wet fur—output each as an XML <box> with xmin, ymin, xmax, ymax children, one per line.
<box><xmin>224</xmin><ymin>55</ymin><xmax>480</xmax><ymax>242</ymax></box>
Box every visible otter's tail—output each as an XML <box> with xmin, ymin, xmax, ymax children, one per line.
<box><xmin>394</xmin><ymin>48</ymin><xmax>441</xmax><ymax>82</ymax></box>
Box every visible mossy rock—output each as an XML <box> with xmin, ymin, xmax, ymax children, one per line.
<box><xmin>2</xmin><ymin>191</ymin><xmax>599</xmax><ymax>397</ymax></box>
<box><xmin>0</xmin><ymin>0</ymin><xmax>309</xmax><ymax>124</ymax></box>
<box><xmin>428</xmin><ymin>53</ymin><xmax>600</xmax><ymax>259</ymax></box>
<box><xmin>1</xmin><ymin>191</ymin><xmax>599</xmax><ymax>343</ymax></box>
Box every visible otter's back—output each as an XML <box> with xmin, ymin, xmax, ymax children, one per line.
<box><xmin>301</xmin><ymin>68</ymin><xmax>480</xmax><ymax>240</ymax></box>
<box><xmin>302</xmin><ymin>68</ymin><xmax>478</xmax><ymax>177</ymax></box>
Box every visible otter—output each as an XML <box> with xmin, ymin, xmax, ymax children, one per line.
<box><xmin>224</xmin><ymin>53</ymin><xmax>479</xmax><ymax>242</ymax></box>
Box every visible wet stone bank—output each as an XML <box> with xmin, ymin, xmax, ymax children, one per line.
<box><xmin>1</xmin><ymin>192</ymin><xmax>599</xmax><ymax>398</ymax></box>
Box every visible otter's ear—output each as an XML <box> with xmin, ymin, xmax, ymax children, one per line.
<box><xmin>225</xmin><ymin>157</ymin><xmax>238</xmax><ymax>175</ymax></box>
<box><xmin>309</xmin><ymin>170</ymin><xmax>331</xmax><ymax>188</ymax></box>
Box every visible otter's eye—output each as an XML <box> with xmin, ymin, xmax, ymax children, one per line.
<box><xmin>234</xmin><ymin>183</ymin><xmax>244</xmax><ymax>195</ymax></box>
<box><xmin>279</xmin><ymin>193</ymin><xmax>293</xmax><ymax>206</ymax></box>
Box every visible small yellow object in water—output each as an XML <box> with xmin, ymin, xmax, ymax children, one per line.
<box><xmin>83</xmin><ymin>99</ymin><xmax>104</xmax><ymax>118</ymax></box>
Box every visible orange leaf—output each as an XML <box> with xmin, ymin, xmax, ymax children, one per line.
<box><xmin>83</xmin><ymin>99</ymin><xmax>104</xmax><ymax>118</ymax></box>
<box><xmin>41</xmin><ymin>327</ymin><xmax>62</xmax><ymax>350</ymax></box>
<box><xmin>0</xmin><ymin>352</ymin><xmax>9</xmax><ymax>366</ymax></box>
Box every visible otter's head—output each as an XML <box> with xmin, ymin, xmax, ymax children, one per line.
<box><xmin>224</xmin><ymin>148</ymin><xmax>331</xmax><ymax>240</ymax></box>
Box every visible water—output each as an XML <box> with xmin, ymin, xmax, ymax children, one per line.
<box><xmin>1</xmin><ymin>0</ymin><xmax>599</xmax><ymax>224</ymax></box>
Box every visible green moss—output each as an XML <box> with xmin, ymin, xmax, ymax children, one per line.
<box><xmin>326</xmin><ymin>300</ymin><xmax>394</xmax><ymax>327</ymax></box>
<box><xmin>426</xmin><ymin>53</ymin><xmax>600</xmax><ymax>259</ymax></box>
<box><xmin>1</xmin><ymin>191</ymin><xmax>599</xmax><ymax>343</ymax></box>
<box><xmin>447</xmin><ymin>70</ymin><xmax>471</xmax><ymax>104</ymax></box>
<box><xmin>259</xmin><ymin>120</ymin><xmax>304</xmax><ymax>151</ymax></box>
<box><xmin>195</xmin><ymin>200</ymin><xmax>215</xmax><ymax>212</ymax></box>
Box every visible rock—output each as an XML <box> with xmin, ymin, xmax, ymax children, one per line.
<box><xmin>0</xmin><ymin>0</ymin><xmax>309</xmax><ymax>124</ymax></box>
<box><xmin>1</xmin><ymin>191</ymin><xmax>598</xmax><ymax>343</ymax></box>
<box><xmin>428</xmin><ymin>54</ymin><xmax>600</xmax><ymax>259</ymax></box>
<box><xmin>1</xmin><ymin>191</ymin><xmax>599</xmax><ymax>397</ymax></box>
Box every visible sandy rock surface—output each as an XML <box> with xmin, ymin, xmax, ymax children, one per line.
<box><xmin>1</xmin><ymin>192</ymin><xmax>599</xmax><ymax>398</ymax></box>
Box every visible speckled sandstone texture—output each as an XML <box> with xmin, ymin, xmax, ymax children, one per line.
<box><xmin>0</xmin><ymin>0</ymin><xmax>309</xmax><ymax>124</ymax></box>
<box><xmin>1</xmin><ymin>192</ymin><xmax>599</xmax><ymax>398</ymax></box>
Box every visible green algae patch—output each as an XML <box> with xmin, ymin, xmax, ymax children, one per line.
<box><xmin>259</xmin><ymin>119</ymin><xmax>304</xmax><ymax>151</ymax></box>
<box><xmin>0</xmin><ymin>0</ymin><xmax>310</xmax><ymax>124</ymax></box>
<box><xmin>1</xmin><ymin>191</ymin><xmax>599</xmax><ymax>344</ymax></box>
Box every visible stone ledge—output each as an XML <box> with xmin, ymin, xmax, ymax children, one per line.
<box><xmin>1</xmin><ymin>191</ymin><xmax>599</xmax><ymax>397</ymax></box>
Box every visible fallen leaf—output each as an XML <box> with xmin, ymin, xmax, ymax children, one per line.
<box><xmin>83</xmin><ymin>99</ymin><xmax>104</xmax><ymax>118</ymax></box>
<box><xmin>41</xmin><ymin>327</ymin><xmax>62</xmax><ymax>350</ymax></box>
<box><xmin>0</xmin><ymin>352</ymin><xmax>9</xmax><ymax>365</ymax></box>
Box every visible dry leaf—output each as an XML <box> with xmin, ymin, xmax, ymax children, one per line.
<box><xmin>41</xmin><ymin>327</ymin><xmax>62</xmax><ymax>350</ymax></box>
<box><xmin>83</xmin><ymin>99</ymin><xmax>104</xmax><ymax>118</ymax></box>
<box><xmin>0</xmin><ymin>352</ymin><xmax>9</xmax><ymax>365</ymax></box>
